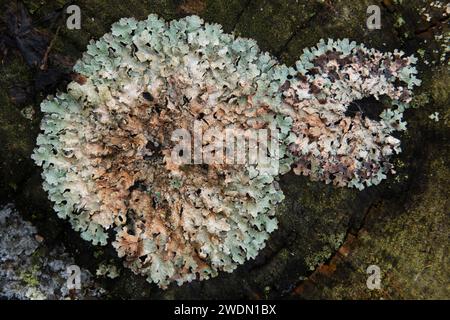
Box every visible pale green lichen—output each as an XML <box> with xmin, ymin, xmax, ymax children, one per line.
<box><xmin>282</xmin><ymin>39</ymin><xmax>420</xmax><ymax>190</ymax></box>
<box><xmin>33</xmin><ymin>14</ymin><xmax>289</xmax><ymax>288</ymax></box>
<box><xmin>96</xmin><ymin>264</ymin><xmax>120</xmax><ymax>279</ymax></box>
<box><xmin>429</xmin><ymin>112</ymin><xmax>440</xmax><ymax>122</ymax></box>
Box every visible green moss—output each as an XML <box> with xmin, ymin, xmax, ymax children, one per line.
<box><xmin>297</xmin><ymin>134</ymin><xmax>450</xmax><ymax>299</ymax></box>
<box><xmin>409</xmin><ymin>92</ymin><xmax>430</xmax><ymax>109</ymax></box>
<box><xmin>429</xmin><ymin>67</ymin><xmax>450</xmax><ymax>107</ymax></box>
<box><xmin>289</xmin><ymin>180</ymin><xmax>356</xmax><ymax>213</ymax></box>
<box><xmin>200</xmin><ymin>0</ymin><xmax>247</xmax><ymax>33</ymax></box>
<box><xmin>305</xmin><ymin>233</ymin><xmax>345</xmax><ymax>271</ymax></box>
<box><xmin>0</xmin><ymin>55</ymin><xmax>37</xmax><ymax>198</ymax></box>
<box><xmin>20</xmin><ymin>265</ymin><xmax>41</xmax><ymax>287</ymax></box>
<box><xmin>0</xmin><ymin>57</ymin><xmax>32</xmax><ymax>84</ymax></box>
<box><xmin>235</xmin><ymin>0</ymin><xmax>318</xmax><ymax>56</ymax></box>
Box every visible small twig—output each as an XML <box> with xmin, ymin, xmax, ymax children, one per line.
<box><xmin>40</xmin><ymin>25</ymin><xmax>60</xmax><ymax>70</ymax></box>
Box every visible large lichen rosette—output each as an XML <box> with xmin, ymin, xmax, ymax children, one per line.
<box><xmin>279</xmin><ymin>39</ymin><xmax>421</xmax><ymax>189</ymax></box>
<box><xmin>32</xmin><ymin>15</ymin><xmax>292</xmax><ymax>288</ymax></box>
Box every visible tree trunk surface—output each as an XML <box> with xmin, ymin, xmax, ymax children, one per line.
<box><xmin>0</xmin><ymin>0</ymin><xmax>448</xmax><ymax>299</ymax></box>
